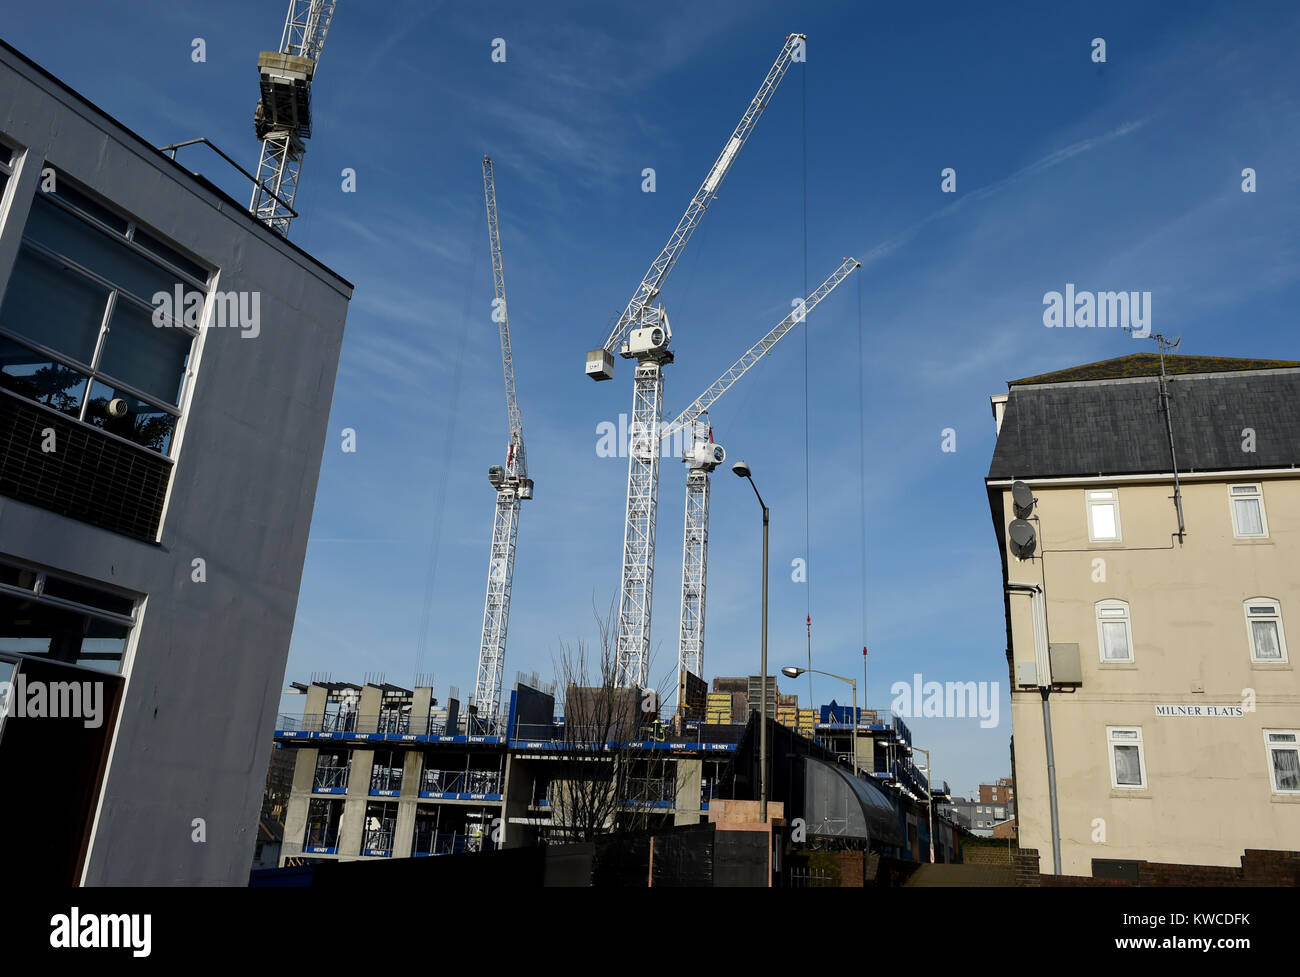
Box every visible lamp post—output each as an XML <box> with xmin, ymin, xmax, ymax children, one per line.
<box><xmin>914</xmin><ymin>745</ymin><xmax>935</xmax><ymax>863</ymax></box>
<box><xmin>732</xmin><ymin>460</ymin><xmax>769</xmax><ymax>823</ymax></box>
<box><xmin>781</xmin><ymin>665</ymin><xmax>859</xmax><ymax>777</ymax></box>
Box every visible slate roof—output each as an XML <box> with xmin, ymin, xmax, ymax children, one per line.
<box><xmin>1009</xmin><ymin>353</ymin><xmax>1300</xmax><ymax>386</ymax></box>
<box><xmin>989</xmin><ymin>356</ymin><xmax>1300</xmax><ymax>479</ymax></box>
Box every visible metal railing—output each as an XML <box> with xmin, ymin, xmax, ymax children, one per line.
<box><xmin>362</xmin><ymin>826</ymin><xmax>395</xmax><ymax>854</ymax></box>
<box><xmin>276</xmin><ymin>712</ymin><xmax>509</xmax><ymax>737</ymax></box>
<box><xmin>420</xmin><ymin>770</ymin><xmax>501</xmax><ymax>795</ymax></box>
<box><xmin>303</xmin><ymin>826</ymin><xmax>338</xmax><ymax>849</ymax></box>
<box><xmin>313</xmin><ymin>765</ymin><xmax>349</xmax><ymax>790</ymax></box>
<box><xmin>786</xmin><ymin>866</ymin><xmax>834</xmax><ymax>888</ymax></box>
<box><xmin>411</xmin><ymin>831</ymin><xmax>490</xmax><ymax>856</ymax></box>
<box><xmin>370</xmin><ymin>768</ymin><xmax>403</xmax><ymax>792</ymax></box>
<box><xmin>509</xmin><ymin>720</ymin><xmax>740</xmax><ymax>749</ymax></box>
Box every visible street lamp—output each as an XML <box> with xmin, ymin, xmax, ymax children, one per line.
<box><xmin>781</xmin><ymin>665</ymin><xmax>859</xmax><ymax>778</ymax></box>
<box><xmin>732</xmin><ymin>460</ymin><xmax>769</xmax><ymax>823</ymax></box>
<box><xmin>914</xmin><ymin>745</ymin><xmax>936</xmax><ymax>863</ymax></box>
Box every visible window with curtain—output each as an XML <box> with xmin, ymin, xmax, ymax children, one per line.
<box><xmin>1266</xmin><ymin>732</ymin><xmax>1300</xmax><ymax>793</ymax></box>
<box><xmin>1230</xmin><ymin>484</ymin><xmax>1268</xmax><ymax>538</ymax></box>
<box><xmin>1096</xmin><ymin>600</ymin><xmax>1134</xmax><ymax>662</ymax></box>
<box><xmin>1108</xmin><ymin>727</ymin><xmax>1146</xmax><ymax>789</ymax></box>
<box><xmin>1245</xmin><ymin>599</ymin><xmax>1287</xmax><ymax>663</ymax></box>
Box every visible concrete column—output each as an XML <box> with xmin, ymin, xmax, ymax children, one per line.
<box><xmin>357</xmin><ymin>685</ymin><xmax>382</xmax><ymax>734</ymax></box>
<box><xmin>500</xmin><ymin>753</ymin><xmax>534</xmax><ymax>849</ymax></box>
<box><xmin>674</xmin><ymin>758</ymin><xmax>703</xmax><ymax>825</ymax></box>
<box><xmin>410</xmin><ymin>686</ymin><xmax>433</xmax><ymax>735</ymax></box>
<box><xmin>392</xmin><ymin>799</ymin><xmax>416</xmax><ymax>858</ymax></box>
<box><xmin>338</xmin><ymin>747</ymin><xmax>373</xmax><ymax>858</ymax></box>
<box><xmin>304</xmin><ymin>684</ymin><xmax>328</xmax><ymax>730</ymax></box>
<box><xmin>291</xmin><ymin>747</ymin><xmax>318</xmax><ymax>794</ymax></box>
<box><xmin>279</xmin><ymin>774</ymin><xmax>314</xmax><ymax>866</ymax></box>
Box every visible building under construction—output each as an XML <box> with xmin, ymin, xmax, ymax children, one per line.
<box><xmin>271</xmin><ymin>673</ymin><xmax>955</xmax><ymax>869</ymax></box>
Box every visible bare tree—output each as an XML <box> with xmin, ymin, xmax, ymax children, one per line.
<box><xmin>546</xmin><ymin>604</ymin><xmax>677</xmax><ymax>843</ymax></box>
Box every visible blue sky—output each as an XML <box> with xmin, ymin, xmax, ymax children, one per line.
<box><xmin>5</xmin><ymin>0</ymin><xmax>1297</xmax><ymax>795</ymax></box>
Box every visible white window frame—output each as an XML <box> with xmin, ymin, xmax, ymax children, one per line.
<box><xmin>1244</xmin><ymin>598</ymin><xmax>1288</xmax><ymax>664</ymax></box>
<box><xmin>1107</xmin><ymin>726</ymin><xmax>1147</xmax><ymax>790</ymax></box>
<box><xmin>1086</xmin><ymin>489</ymin><xmax>1122</xmax><ymax>542</ymax></box>
<box><xmin>1264</xmin><ymin>730</ymin><xmax>1300</xmax><ymax>795</ymax></box>
<box><xmin>1229</xmin><ymin>484</ymin><xmax>1268</xmax><ymax>539</ymax></box>
<box><xmin>1096</xmin><ymin>599</ymin><xmax>1135</xmax><ymax>663</ymax></box>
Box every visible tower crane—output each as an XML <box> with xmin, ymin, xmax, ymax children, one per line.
<box><xmin>661</xmin><ymin>258</ymin><xmax>861</xmax><ymax>682</ymax></box>
<box><xmin>249</xmin><ymin>0</ymin><xmax>339</xmax><ymax>236</ymax></box>
<box><xmin>476</xmin><ymin>157</ymin><xmax>533</xmax><ymax>729</ymax></box>
<box><xmin>585</xmin><ymin>34</ymin><xmax>806</xmax><ymax>690</ymax></box>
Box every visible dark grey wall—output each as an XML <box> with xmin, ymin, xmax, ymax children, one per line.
<box><xmin>0</xmin><ymin>46</ymin><xmax>352</xmax><ymax>884</ymax></box>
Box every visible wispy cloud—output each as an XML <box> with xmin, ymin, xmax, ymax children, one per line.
<box><xmin>859</xmin><ymin>119</ymin><xmax>1150</xmax><ymax>269</ymax></box>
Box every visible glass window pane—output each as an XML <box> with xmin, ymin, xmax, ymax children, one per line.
<box><xmin>40</xmin><ymin>577</ymin><xmax>134</xmax><ymax>617</ymax></box>
<box><xmin>1234</xmin><ymin>499</ymin><xmax>1263</xmax><ymax>535</ymax></box>
<box><xmin>1102</xmin><ymin>621</ymin><xmax>1130</xmax><ymax>660</ymax></box>
<box><xmin>0</xmin><ymin>592</ymin><xmax>128</xmax><ymax>672</ymax></box>
<box><xmin>83</xmin><ymin>380</ymin><xmax>177</xmax><ymax>453</ymax></box>
<box><xmin>1273</xmin><ymin>748</ymin><xmax>1300</xmax><ymax>790</ymax></box>
<box><xmin>1251</xmin><ymin>620</ymin><xmax>1281</xmax><ymax>659</ymax></box>
<box><xmin>133</xmin><ymin>228</ymin><xmax>208</xmax><ymax>284</ymax></box>
<box><xmin>1092</xmin><ymin>503</ymin><xmax>1117</xmax><ymax>538</ymax></box>
<box><xmin>0</xmin><ymin>333</ymin><xmax>89</xmax><ymax>417</ymax></box>
<box><xmin>0</xmin><ymin>561</ymin><xmax>39</xmax><ymax>591</ymax></box>
<box><xmin>1113</xmin><ymin>745</ymin><xmax>1142</xmax><ymax>785</ymax></box>
<box><xmin>23</xmin><ymin>195</ymin><xmax>177</xmax><ymax>304</ymax></box>
<box><xmin>0</xmin><ymin>246</ymin><xmax>110</xmax><ymax>363</ymax></box>
<box><xmin>44</xmin><ymin>182</ymin><xmax>129</xmax><ymax>234</ymax></box>
<box><xmin>99</xmin><ymin>298</ymin><xmax>190</xmax><ymax>405</ymax></box>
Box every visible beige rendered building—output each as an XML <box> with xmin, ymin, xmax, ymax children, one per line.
<box><xmin>986</xmin><ymin>354</ymin><xmax>1300</xmax><ymax>877</ymax></box>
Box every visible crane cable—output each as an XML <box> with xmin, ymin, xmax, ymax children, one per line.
<box><xmin>801</xmin><ymin>55</ymin><xmax>814</xmax><ymax>711</ymax></box>
<box><xmin>857</xmin><ymin>272</ymin><xmax>869</xmax><ymax>709</ymax></box>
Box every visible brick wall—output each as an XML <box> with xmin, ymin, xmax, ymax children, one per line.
<box><xmin>1014</xmin><ymin>848</ymin><xmax>1300</xmax><ymax>886</ymax></box>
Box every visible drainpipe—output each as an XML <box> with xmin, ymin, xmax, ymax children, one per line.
<box><xmin>1007</xmin><ymin>582</ymin><xmax>1061</xmax><ymax>875</ymax></box>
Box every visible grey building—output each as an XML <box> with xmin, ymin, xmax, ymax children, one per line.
<box><xmin>941</xmin><ymin>796</ymin><xmax>1014</xmax><ymax>837</ymax></box>
<box><xmin>0</xmin><ymin>41</ymin><xmax>351</xmax><ymax>884</ymax></box>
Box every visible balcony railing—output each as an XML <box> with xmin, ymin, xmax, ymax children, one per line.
<box><xmin>420</xmin><ymin>770</ymin><xmax>501</xmax><ymax>796</ymax></box>
<box><xmin>313</xmin><ymin>766</ymin><xmax>349</xmax><ymax>791</ymax></box>
<box><xmin>411</xmin><ymin>831</ymin><xmax>491</xmax><ymax>856</ymax></box>
<box><xmin>302</xmin><ymin>827</ymin><xmax>339</xmax><ymax>851</ymax></box>
<box><xmin>370</xmin><ymin>769</ymin><xmax>403</xmax><ymax>793</ymax></box>
<box><xmin>276</xmin><ymin>712</ymin><xmax>508</xmax><ymax>738</ymax></box>
<box><xmin>362</xmin><ymin>827</ymin><xmax>395</xmax><ymax>855</ymax></box>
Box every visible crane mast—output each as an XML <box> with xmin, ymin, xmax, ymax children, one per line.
<box><xmin>595</xmin><ymin>35</ymin><xmax>805</xmax><ymax>690</ymax></box>
<box><xmin>664</xmin><ymin>258</ymin><xmax>860</xmax><ymax>681</ymax></box>
<box><xmin>249</xmin><ymin>0</ymin><xmax>338</xmax><ymax>236</ymax></box>
<box><xmin>476</xmin><ymin>157</ymin><xmax>533</xmax><ymax>729</ymax></box>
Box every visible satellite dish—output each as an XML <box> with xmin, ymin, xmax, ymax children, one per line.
<box><xmin>1008</xmin><ymin>519</ymin><xmax>1037</xmax><ymax>559</ymax></box>
<box><xmin>1011</xmin><ymin>480</ymin><xmax>1035</xmax><ymax>518</ymax></box>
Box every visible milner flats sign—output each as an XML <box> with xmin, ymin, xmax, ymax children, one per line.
<box><xmin>1154</xmin><ymin>704</ymin><xmax>1245</xmax><ymax>718</ymax></box>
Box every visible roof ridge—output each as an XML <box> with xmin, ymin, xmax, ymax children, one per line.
<box><xmin>1010</xmin><ymin>353</ymin><xmax>1300</xmax><ymax>386</ymax></box>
